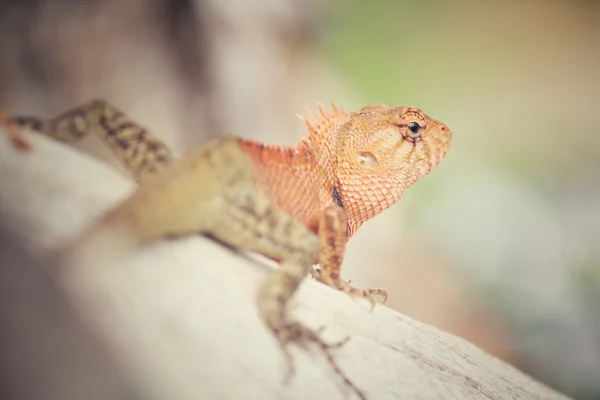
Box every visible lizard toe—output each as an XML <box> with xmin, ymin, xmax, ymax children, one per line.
<box><xmin>0</xmin><ymin>111</ymin><xmax>31</xmax><ymax>151</ymax></box>
<box><xmin>336</xmin><ymin>281</ymin><xmax>387</xmax><ymax>310</ymax></box>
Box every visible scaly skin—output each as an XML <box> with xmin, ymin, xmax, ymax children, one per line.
<box><xmin>1</xmin><ymin>100</ymin><xmax>452</xmax><ymax>400</ymax></box>
<box><xmin>238</xmin><ymin>103</ymin><xmax>451</xmax><ymax>302</ymax></box>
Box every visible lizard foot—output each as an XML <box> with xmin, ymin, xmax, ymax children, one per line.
<box><xmin>0</xmin><ymin>111</ymin><xmax>31</xmax><ymax>151</ymax></box>
<box><xmin>335</xmin><ymin>280</ymin><xmax>387</xmax><ymax>311</ymax></box>
<box><xmin>312</xmin><ymin>269</ymin><xmax>387</xmax><ymax>310</ymax></box>
<box><xmin>273</xmin><ymin>321</ymin><xmax>365</xmax><ymax>400</ymax></box>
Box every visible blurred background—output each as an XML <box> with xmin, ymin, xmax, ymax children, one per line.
<box><xmin>0</xmin><ymin>0</ymin><xmax>599</xmax><ymax>398</ymax></box>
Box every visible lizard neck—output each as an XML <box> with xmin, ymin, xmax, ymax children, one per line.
<box><xmin>238</xmin><ymin>139</ymin><xmax>328</xmax><ymax>233</ymax></box>
<box><xmin>237</xmin><ymin>139</ymin><xmax>406</xmax><ymax>240</ymax></box>
<box><xmin>338</xmin><ymin>171</ymin><xmax>406</xmax><ymax>238</ymax></box>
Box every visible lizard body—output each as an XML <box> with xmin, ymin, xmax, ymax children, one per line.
<box><xmin>2</xmin><ymin>100</ymin><xmax>452</xmax><ymax>399</ymax></box>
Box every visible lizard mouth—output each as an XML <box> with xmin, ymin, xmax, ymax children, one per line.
<box><xmin>415</xmin><ymin>119</ymin><xmax>452</xmax><ymax>175</ymax></box>
<box><xmin>428</xmin><ymin>120</ymin><xmax>452</xmax><ymax>158</ymax></box>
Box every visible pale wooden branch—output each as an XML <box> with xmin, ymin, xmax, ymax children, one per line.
<box><xmin>0</xmin><ymin>128</ymin><xmax>571</xmax><ymax>400</ymax></box>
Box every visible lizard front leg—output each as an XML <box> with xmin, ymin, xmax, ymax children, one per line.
<box><xmin>314</xmin><ymin>206</ymin><xmax>387</xmax><ymax>309</ymax></box>
<box><xmin>2</xmin><ymin>100</ymin><xmax>174</xmax><ymax>182</ymax></box>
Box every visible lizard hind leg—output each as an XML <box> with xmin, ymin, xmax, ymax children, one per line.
<box><xmin>6</xmin><ymin>100</ymin><xmax>175</xmax><ymax>182</ymax></box>
<box><xmin>316</xmin><ymin>206</ymin><xmax>388</xmax><ymax>310</ymax></box>
<box><xmin>1</xmin><ymin>100</ymin><xmax>107</xmax><ymax>151</ymax></box>
<box><xmin>208</xmin><ymin>188</ymin><xmax>366</xmax><ymax>399</ymax></box>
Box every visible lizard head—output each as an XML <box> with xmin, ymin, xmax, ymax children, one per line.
<box><xmin>301</xmin><ymin>103</ymin><xmax>452</xmax><ymax>235</ymax></box>
<box><xmin>342</xmin><ymin>104</ymin><xmax>452</xmax><ymax>186</ymax></box>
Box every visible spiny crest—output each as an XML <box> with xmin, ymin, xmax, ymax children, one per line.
<box><xmin>296</xmin><ymin>102</ymin><xmax>348</xmax><ymax>150</ymax></box>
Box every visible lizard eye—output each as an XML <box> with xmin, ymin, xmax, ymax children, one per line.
<box><xmin>407</xmin><ymin>122</ymin><xmax>421</xmax><ymax>136</ymax></box>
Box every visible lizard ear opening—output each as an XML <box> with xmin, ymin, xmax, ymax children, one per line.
<box><xmin>358</xmin><ymin>152</ymin><xmax>377</xmax><ymax>168</ymax></box>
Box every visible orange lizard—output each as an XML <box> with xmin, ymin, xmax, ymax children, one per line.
<box><xmin>2</xmin><ymin>100</ymin><xmax>452</xmax><ymax>399</ymax></box>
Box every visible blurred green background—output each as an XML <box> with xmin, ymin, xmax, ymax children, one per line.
<box><xmin>322</xmin><ymin>2</ymin><xmax>600</xmax><ymax>398</ymax></box>
<box><xmin>1</xmin><ymin>0</ymin><xmax>598</xmax><ymax>398</ymax></box>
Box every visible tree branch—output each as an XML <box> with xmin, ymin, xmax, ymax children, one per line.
<box><xmin>0</xmin><ymin>128</ymin><xmax>570</xmax><ymax>400</ymax></box>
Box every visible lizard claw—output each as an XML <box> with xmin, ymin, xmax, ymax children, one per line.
<box><xmin>336</xmin><ymin>280</ymin><xmax>388</xmax><ymax>311</ymax></box>
<box><xmin>0</xmin><ymin>111</ymin><xmax>31</xmax><ymax>151</ymax></box>
<box><xmin>314</xmin><ymin>272</ymin><xmax>386</xmax><ymax>310</ymax></box>
<box><xmin>311</xmin><ymin>267</ymin><xmax>321</xmax><ymax>280</ymax></box>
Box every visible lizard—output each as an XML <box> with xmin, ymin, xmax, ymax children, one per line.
<box><xmin>1</xmin><ymin>99</ymin><xmax>452</xmax><ymax>399</ymax></box>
